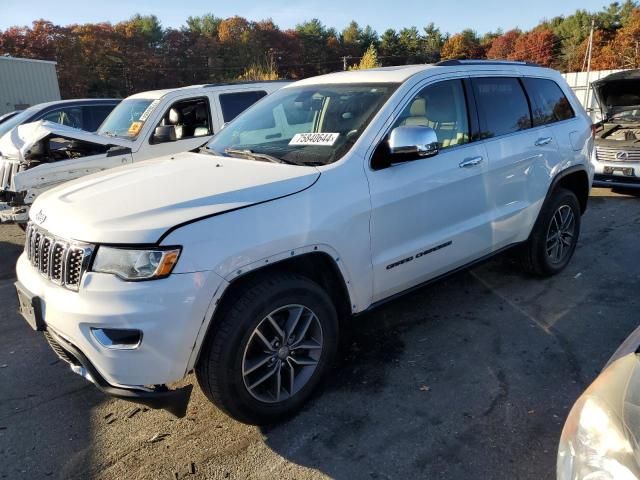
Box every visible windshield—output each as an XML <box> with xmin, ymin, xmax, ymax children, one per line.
<box><xmin>206</xmin><ymin>83</ymin><xmax>398</xmax><ymax>165</ymax></box>
<box><xmin>97</xmin><ymin>98</ymin><xmax>157</xmax><ymax>139</ymax></box>
<box><xmin>0</xmin><ymin>106</ymin><xmax>39</xmax><ymax>138</ymax></box>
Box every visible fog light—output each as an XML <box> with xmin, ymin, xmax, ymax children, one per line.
<box><xmin>91</xmin><ymin>328</ymin><xmax>142</xmax><ymax>350</ymax></box>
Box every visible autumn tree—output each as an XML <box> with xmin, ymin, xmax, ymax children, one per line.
<box><xmin>487</xmin><ymin>29</ymin><xmax>521</xmax><ymax>59</ymax></box>
<box><xmin>510</xmin><ymin>27</ymin><xmax>557</xmax><ymax>66</ymax></box>
<box><xmin>441</xmin><ymin>30</ymin><xmax>483</xmax><ymax>59</ymax></box>
<box><xmin>349</xmin><ymin>43</ymin><xmax>380</xmax><ymax>70</ymax></box>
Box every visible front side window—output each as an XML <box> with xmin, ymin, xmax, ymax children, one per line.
<box><xmin>472</xmin><ymin>77</ymin><xmax>531</xmax><ymax>138</ymax></box>
<box><xmin>392</xmin><ymin>79</ymin><xmax>469</xmax><ymax>149</ymax></box>
<box><xmin>40</xmin><ymin>107</ymin><xmax>83</xmax><ymax>129</ymax></box>
<box><xmin>97</xmin><ymin>99</ymin><xmax>157</xmax><ymax>139</ymax></box>
<box><xmin>206</xmin><ymin>83</ymin><xmax>398</xmax><ymax>166</ymax></box>
<box><xmin>522</xmin><ymin>78</ymin><xmax>575</xmax><ymax>126</ymax></box>
<box><xmin>154</xmin><ymin>97</ymin><xmax>211</xmax><ymax>141</ymax></box>
<box><xmin>219</xmin><ymin>91</ymin><xmax>268</xmax><ymax>123</ymax></box>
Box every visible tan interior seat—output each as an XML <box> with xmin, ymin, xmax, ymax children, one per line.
<box><xmin>402</xmin><ymin>98</ymin><xmax>430</xmax><ymax>127</ymax></box>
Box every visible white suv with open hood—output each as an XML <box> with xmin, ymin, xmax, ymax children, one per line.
<box><xmin>592</xmin><ymin>69</ymin><xmax>640</xmax><ymax>189</ymax></box>
<box><xmin>0</xmin><ymin>81</ymin><xmax>289</xmax><ymax>224</ymax></box>
<box><xmin>15</xmin><ymin>61</ymin><xmax>593</xmax><ymax>423</ymax></box>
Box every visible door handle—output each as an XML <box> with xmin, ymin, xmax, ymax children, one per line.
<box><xmin>459</xmin><ymin>156</ymin><xmax>483</xmax><ymax>168</ymax></box>
<box><xmin>535</xmin><ymin>137</ymin><xmax>553</xmax><ymax>146</ymax></box>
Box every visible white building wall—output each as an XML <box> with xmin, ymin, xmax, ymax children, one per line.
<box><xmin>0</xmin><ymin>56</ymin><xmax>61</xmax><ymax>115</ymax></box>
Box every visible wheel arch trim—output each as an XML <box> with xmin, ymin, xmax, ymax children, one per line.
<box><xmin>184</xmin><ymin>244</ymin><xmax>355</xmax><ymax>374</ymax></box>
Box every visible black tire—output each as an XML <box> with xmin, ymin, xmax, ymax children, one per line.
<box><xmin>520</xmin><ymin>188</ymin><xmax>581</xmax><ymax>276</ymax></box>
<box><xmin>196</xmin><ymin>272</ymin><xmax>338</xmax><ymax>425</ymax></box>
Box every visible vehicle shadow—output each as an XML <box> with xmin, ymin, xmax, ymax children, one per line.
<box><xmin>0</xmin><ymin>238</ymin><xmax>23</xmax><ymax>280</ymax></box>
<box><xmin>0</xmin><ymin>231</ymin><xmax>106</xmax><ymax>480</ymax></box>
<box><xmin>258</xmin><ymin>195</ymin><xmax>640</xmax><ymax>479</ymax></box>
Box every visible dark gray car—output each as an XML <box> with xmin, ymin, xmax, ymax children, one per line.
<box><xmin>0</xmin><ymin>98</ymin><xmax>120</xmax><ymax>139</ymax></box>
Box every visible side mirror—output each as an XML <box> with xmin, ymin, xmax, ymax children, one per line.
<box><xmin>152</xmin><ymin>125</ymin><xmax>176</xmax><ymax>144</ymax></box>
<box><xmin>388</xmin><ymin>125</ymin><xmax>439</xmax><ymax>158</ymax></box>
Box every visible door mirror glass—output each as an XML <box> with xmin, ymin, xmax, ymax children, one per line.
<box><xmin>388</xmin><ymin>125</ymin><xmax>439</xmax><ymax>158</ymax></box>
<box><xmin>152</xmin><ymin>125</ymin><xmax>176</xmax><ymax>143</ymax></box>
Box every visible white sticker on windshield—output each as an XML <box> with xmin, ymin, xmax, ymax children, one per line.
<box><xmin>139</xmin><ymin>99</ymin><xmax>161</xmax><ymax>122</ymax></box>
<box><xmin>289</xmin><ymin>133</ymin><xmax>340</xmax><ymax>146</ymax></box>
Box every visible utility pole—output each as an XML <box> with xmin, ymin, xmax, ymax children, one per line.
<box><xmin>342</xmin><ymin>56</ymin><xmax>349</xmax><ymax>71</ymax></box>
<box><xmin>584</xmin><ymin>18</ymin><xmax>595</xmax><ymax>108</ymax></box>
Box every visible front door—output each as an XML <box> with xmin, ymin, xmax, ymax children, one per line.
<box><xmin>366</xmin><ymin>79</ymin><xmax>492</xmax><ymax>302</ymax></box>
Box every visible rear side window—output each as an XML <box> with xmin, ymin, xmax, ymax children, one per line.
<box><xmin>83</xmin><ymin>105</ymin><xmax>117</xmax><ymax>131</ymax></box>
<box><xmin>522</xmin><ymin>78</ymin><xmax>575</xmax><ymax>126</ymax></box>
<box><xmin>471</xmin><ymin>78</ymin><xmax>531</xmax><ymax>138</ymax></box>
<box><xmin>219</xmin><ymin>91</ymin><xmax>268</xmax><ymax>123</ymax></box>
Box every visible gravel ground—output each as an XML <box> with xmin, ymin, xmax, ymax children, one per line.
<box><xmin>1</xmin><ymin>188</ymin><xmax>639</xmax><ymax>480</ymax></box>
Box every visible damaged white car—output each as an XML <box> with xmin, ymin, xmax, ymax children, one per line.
<box><xmin>0</xmin><ymin>81</ymin><xmax>289</xmax><ymax>224</ymax></box>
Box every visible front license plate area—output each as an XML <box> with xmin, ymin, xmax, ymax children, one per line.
<box><xmin>604</xmin><ymin>166</ymin><xmax>635</xmax><ymax>176</ymax></box>
<box><xmin>15</xmin><ymin>282</ymin><xmax>44</xmax><ymax>331</ymax></box>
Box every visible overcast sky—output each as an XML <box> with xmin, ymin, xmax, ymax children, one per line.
<box><xmin>0</xmin><ymin>0</ymin><xmax>611</xmax><ymax>34</ymax></box>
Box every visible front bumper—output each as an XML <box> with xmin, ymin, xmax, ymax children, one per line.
<box><xmin>592</xmin><ymin>158</ymin><xmax>640</xmax><ymax>188</ymax></box>
<box><xmin>16</xmin><ymin>252</ymin><xmax>225</xmax><ymax>394</ymax></box>
<box><xmin>44</xmin><ymin>327</ymin><xmax>193</xmax><ymax>417</ymax></box>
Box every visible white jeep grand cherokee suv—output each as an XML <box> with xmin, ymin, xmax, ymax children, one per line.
<box><xmin>15</xmin><ymin>60</ymin><xmax>594</xmax><ymax>424</ymax></box>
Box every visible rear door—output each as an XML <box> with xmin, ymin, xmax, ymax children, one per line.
<box><xmin>471</xmin><ymin>76</ymin><xmax>561</xmax><ymax>248</ymax></box>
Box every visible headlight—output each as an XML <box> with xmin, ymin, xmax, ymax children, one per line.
<box><xmin>92</xmin><ymin>246</ymin><xmax>181</xmax><ymax>280</ymax></box>
<box><xmin>558</xmin><ymin>395</ymin><xmax>639</xmax><ymax>480</ymax></box>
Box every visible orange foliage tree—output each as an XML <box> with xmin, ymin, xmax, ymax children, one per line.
<box><xmin>509</xmin><ymin>27</ymin><xmax>557</xmax><ymax>66</ymax></box>
<box><xmin>486</xmin><ymin>30</ymin><xmax>521</xmax><ymax>59</ymax></box>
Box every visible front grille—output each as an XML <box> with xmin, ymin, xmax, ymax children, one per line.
<box><xmin>595</xmin><ymin>145</ymin><xmax>640</xmax><ymax>163</ymax></box>
<box><xmin>0</xmin><ymin>158</ymin><xmax>22</xmax><ymax>191</ymax></box>
<box><xmin>24</xmin><ymin>222</ymin><xmax>94</xmax><ymax>291</ymax></box>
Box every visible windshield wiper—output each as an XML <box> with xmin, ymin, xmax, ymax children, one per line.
<box><xmin>200</xmin><ymin>145</ymin><xmax>223</xmax><ymax>156</ymax></box>
<box><xmin>224</xmin><ymin>148</ymin><xmax>299</xmax><ymax>165</ymax></box>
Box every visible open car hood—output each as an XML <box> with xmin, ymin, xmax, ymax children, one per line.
<box><xmin>0</xmin><ymin>120</ymin><xmax>130</xmax><ymax>162</ymax></box>
<box><xmin>592</xmin><ymin>70</ymin><xmax>640</xmax><ymax>120</ymax></box>
<box><xmin>31</xmin><ymin>152</ymin><xmax>320</xmax><ymax>244</ymax></box>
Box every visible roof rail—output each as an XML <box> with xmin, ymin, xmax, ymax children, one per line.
<box><xmin>202</xmin><ymin>79</ymin><xmax>291</xmax><ymax>88</ymax></box>
<box><xmin>435</xmin><ymin>59</ymin><xmax>541</xmax><ymax>67</ymax></box>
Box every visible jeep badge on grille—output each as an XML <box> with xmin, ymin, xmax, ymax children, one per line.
<box><xmin>34</xmin><ymin>209</ymin><xmax>46</xmax><ymax>224</ymax></box>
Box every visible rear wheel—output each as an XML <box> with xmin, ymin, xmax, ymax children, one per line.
<box><xmin>520</xmin><ymin>188</ymin><xmax>581</xmax><ymax>276</ymax></box>
<box><xmin>196</xmin><ymin>273</ymin><xmax>338</xmax><ymax>425</ymax></box>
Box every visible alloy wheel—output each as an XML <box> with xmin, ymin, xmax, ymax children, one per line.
<box><xmin>242</xmin><ymin>304</ymin><xmax>323</xmax><ymax>403</ymax></box>
<box><xmin>546</xmin><ymin>204</ymin><xmax>576</xmax><ymax>264</ymax></box>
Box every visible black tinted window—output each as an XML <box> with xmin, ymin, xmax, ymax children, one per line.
<box><xmin>40</xmin><ymin>107</ymin><xmax>84</xmax><ymax>129</ymax></box>
<box><xmin>472</xmin><ymin>78</ymin><xmax>531</xmax><ymax>138</ymax></box>
<box><xmin>84</xmin><ymin>105</ymin><xmax>117</xmax><ymax>131</ymax></box>
<box><xmin>219</xmin><ymin>91</ymin><xmax>268</xmax><ymax>123</ymax></box>
<box><xmin>522</xmin><ymin>78</ymin><xmax>575</xmax><ymax>126</ymax></box>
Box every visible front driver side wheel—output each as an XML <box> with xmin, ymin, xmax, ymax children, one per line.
<box><xmin>520</xmin><ymin>188</ymin><xmax>581</xmax><ymax>276</ymax></box>
<box><xmin>196</xmin><ymin>273</ymin><xmax>338</xmax><ymax>425</ymax></box>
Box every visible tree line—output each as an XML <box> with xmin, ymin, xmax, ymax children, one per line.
<box><xmin>1</xmin><ymin>1</ymin><xmax>639</xmax><ymax>98</ymax></box>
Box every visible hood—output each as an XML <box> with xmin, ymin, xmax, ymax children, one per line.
<box><xmin>0</xmin><ymin>120</ymin><xmax>130</xmax><ymax>162</ymax></box>
<box><xmin>31</xmin><ymin>152</ymin><xmax>320</xmax><ymax>244</ymax></box>
<box><xmin>592</xmin><ymin>70</ymin><xmax>640</xmax><ymax>120</ymax></box>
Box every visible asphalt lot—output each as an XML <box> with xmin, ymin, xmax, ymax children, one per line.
<box><xmin>1</xmin><ymin>188</ymin><xmax>639</xmax><ymax>480</ymax></box>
